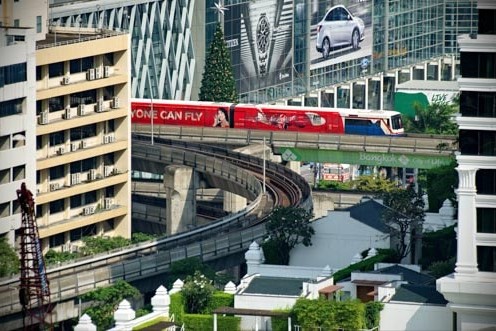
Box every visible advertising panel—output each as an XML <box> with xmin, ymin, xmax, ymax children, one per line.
<box><xmin>310</xmin><ymin>0</ymin><xmax>372</xmax><ymax>70</ymax></box>
<box><xmin>223</xmin><ymin>0</ymin><xmax>294</xmax><ymax>94</ymax></box>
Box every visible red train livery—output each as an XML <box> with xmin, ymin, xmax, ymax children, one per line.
<box><xmin>131</xmin><ymin>99</ymin><xmax>404</xmax><ymax>136</ymax></box>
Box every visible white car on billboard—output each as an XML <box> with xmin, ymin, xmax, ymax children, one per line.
<box><xmin>316</xmin><ymin>5</ymin><xmax>365</xmax><ymax>59</ymax></box>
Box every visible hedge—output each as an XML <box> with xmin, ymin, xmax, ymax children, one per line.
<box><xmin>207</xmin><ymin>292</ymin><xmax>234</xmax><ymax>314</ymax></box>
<box><xmin>182</xmin><ymin>314</ymin><xmax>240</xmax><ymax>331</ymax></box>
<box><xmin>332</xmin><ymin>249</ymin><xmax>397</xmax><ymax>282</ymax></box>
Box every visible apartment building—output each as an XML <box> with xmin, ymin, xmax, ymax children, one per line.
<box><xmin>437</xmin><ymin>0</ymin><xmax>496</xmax><ymax>329</ymax></box>
<box><xmin>34</xmin><ymin>27</ymin><xmax>131</xmax><ymax>252</ymax></box>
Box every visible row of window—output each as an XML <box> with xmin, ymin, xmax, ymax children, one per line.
<box><xmin>0</xmin><ymin>63</ymin><xmax>27</xmax><ymax>88</ymax></box>
<box><xmin>37</xmin><ymin>153</ymin><xmax>114</xmax><ymax>181</ymax></box>
<box><xmin>36</xmin><ymin>54</ymin><xmax>114</xmax><ymax>80</ymax></box>
<box><xmin>36</xmin><ymin>121</ymin><xmax>114</xmax><ymax>149</ymax></box>
<box><xmin>36</xmin><ymin>86</ymin><xmax>115</xmax><ymax>114</ymax></box>
<box><xmin>47</xmin><ymin>219</ymin><xmax>115</xmax><ymax>247</ymax></box>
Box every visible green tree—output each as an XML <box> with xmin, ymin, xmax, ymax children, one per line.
<box><xmin>181</xmin><ymin>271</ymin><xmax>215</xmax><ymax>314</ymax></box>
<box><xmin>79</xmin><ymin>280</ymin><xmax>141</xmax><ymax>331</ymax></box>
<box><xmin>263</xmin><ymin>206</ymin><xmax>315</xmax><ymax>265</ymax></box>
<box><xmin>0</xmin><ymin>237</ymin><xmax>19</xmax><ymax>277</ymax></box>
<box><xmin>199</xmin><ymin>22</ymin><xmax>238</xmax><ymax>103</ymax></box>
<box><xmin>403</xmin><ymin>96</ymin><xmax>459</xmax><ymax>135</ymax></box>
<box><xmin>425</xmin><ymin>160</ymin><xmax>457</xmax><ymax>212</ymax></box>
<box><xmin>349</xmin><ymin>175</ymin><xmax>398</xmax><ymax>192</ymax></box>
<box><xmin>378</xmin><ymin>186</ymin><xmax>425</xmax><ymax>263</ymax></box>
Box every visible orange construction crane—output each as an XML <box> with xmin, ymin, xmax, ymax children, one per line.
<box><xmin>16</xmin><ymin>183</ymin><xmax>53</xmax><ymax>330</ymax></box>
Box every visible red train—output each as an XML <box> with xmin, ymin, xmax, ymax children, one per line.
<box><xmin>131</xmin><ymin>99</ymin><xmax>404</xmax><ymax>136</ymax></box>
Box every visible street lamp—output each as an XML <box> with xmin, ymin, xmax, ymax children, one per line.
<box><xmin>147</xmin><ymin>70</ymin><xmax>154</xmax><ymax>145</ymax></box>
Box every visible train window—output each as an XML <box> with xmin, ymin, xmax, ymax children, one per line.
<box><xmin>391</xmin><ymin>115</ymin><xmax>403</xmax><ymax>129</ymax></box>
<box><xmin>346</xmin><ymin>119</ymin><xmax>368</xmax><ymax>126</ymax></box>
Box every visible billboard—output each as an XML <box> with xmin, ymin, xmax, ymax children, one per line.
<box><xmin>223</xmin><ymin>0</ymin><xmax>294</xmax><ymax>94</ymax></box>
<box><xmin>310</xmin><ymin>0</ymin><xmax>372</xmax><ymax>70</ymax></box>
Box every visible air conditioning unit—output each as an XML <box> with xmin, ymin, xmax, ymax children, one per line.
<box><xmin>83</xmin><ymin>206</ymin><xmax>95</xmax><ymax>216</ymax></box>
<box><xmin>70</xmin><ymin>245</ymin><xmax>80</xmax><ymax>253</ymax></box>
<box><xmin>104</xmin><ymin>166</ymin><xmax>113</xmax><ymax>177</ymax></box>
<box><xmin>104</xmin><ymin>198</ymin><xmax>114</xmax><ymax>210</ymax></box>
<box><xmin>38</xmin><ymin>111</ymin><xmax>48</xmax><ymax>125</ymax></box>
<box><xmin>61</xmin><ymin>244</ymin><xmax>71</xmax><ymax>252</ymax></box>
<box><xmin>86</xmin><ymin>68</ymin><xmax>95</xmax><ymax>81</ymax></box>
<box><xmin>71</xmin><ymin>173</ymin><xmax>81</xmax><ymax>185</ymax></box>
<box><xmin>71</xmin><ymin>143</ymin><xmax>78</xmax><ymax>152</ymax></box>
<box><xmin>88</xmin><ymin>169</ymin><xmax>96</xmax><ymax>181</ymax></box>
<box><xmin>80</xmin><ymin>140</ymin><xmax>87</xmax><ymax>149</ymax></box>
<box><xmin>61</xmin><ymin>76</ymin><xmax>70</xmax><ymax>85</ymax></box>
<box><xmin>95</xmin><ymin>67</ymin><xmax>102</xmax><ymax>79</ymax></box>
<box><xmin>104</xmin><ymin>133</ymin><xmax>115</xmax><ymax>144</ymax></box>
<box><xmin>110</xmin><ymin>96</ymin><xmax>119</xmax><ymax>109</ymax></box>
<box><xmin>103</xmin><ymin>66</ymin><xmax>110</xmax><ymax>78</ymax></box>
<box><xmin>77</xmin><ymin>104</ymin><xmax>85</xmax><ymax>116</ymax></box>
<box><xmin>50</xmin><ymin>183</ymin><xmax>60</xmax><ymax>191</ymax></box>
<box><xmin>57</xmin><ymin>146</ymin><xmax>65</xmax><ymax>155</ymax></box>
<box><xmin>95</xmin><ymin>101</ymin><xmax>104</xmax><ymax>113</ymax></box>
<box><xmin>63</xmin><ymin>107</ymin><xmax>72</xmax><ymax>120</ymax></box>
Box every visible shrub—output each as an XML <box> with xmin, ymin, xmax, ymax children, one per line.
<box><xmin>182</xmin><ymin>271</ymin><xmax>215</xmax><ymax>314</ymax></box>
<box><xmin>182</xmin><ymin>314</ymin><xmax>240</xmax><ymax>331</ymax></box>
<box><xmin>365</xmin><ymin>301</ymin><xmax>384</xmax><ymax>329</ymax></box>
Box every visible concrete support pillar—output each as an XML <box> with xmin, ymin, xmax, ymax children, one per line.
<box><xmin>286</xmin><ymin>161</ymin><xmax>301</xmax><ymax>174</ymax></box>
<box><xmin>224</xmin><ymin>192</ymin><xmax>247</xmax><ymax>213</ymax></box>
<box><xmin>454</xmin><ymin>166</ymin><xmax>479</xmax><ymax>278</ymax></box>
<box><xmin>164</xmin><ymin>165</ymin><xmax>198</xmax><ymax>235</ymax></box>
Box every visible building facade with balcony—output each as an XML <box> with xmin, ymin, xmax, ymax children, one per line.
<box><xmin>34</xmin><ymin>28</ymin><xmax>132</xmax><ymax>252</ymax></box>
<box><xmin>437</xmin><ymin>0</ymin><xmax>496</xmax><ymax>329</ymax></box>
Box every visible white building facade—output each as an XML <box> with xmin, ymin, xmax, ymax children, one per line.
<box><xmin>0</xmin><ymin>24</ymin><xmax>37</xmax><ymax>245</ymax></box>
<box><xmin>437</xmin><ymin>0</ymin><xmax>496</xmax><ymax>329</ymax></box>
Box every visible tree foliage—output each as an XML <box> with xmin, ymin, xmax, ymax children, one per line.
<box><xmin>264</xmin><ymin>206</ymin><xmax>315</xmax><ymax>265</ymax></box>
<box><xmin>403</xmin><ymin>96</ymin><xmax>459</xmax><ymax>135</ymax></box>
<box><xmin>79</xmin><ymin>280</ymin><xmax>141</xmax><ymax>331</ymax></box>
<box><xmin>425</xmin><ymin>160</ymin><xmax>457</xmax><ymax>212</ymax></box>
<box><xmin>199</xmin><ymin>22</ymin><xmax>238</xmax><ymax>103</ymax></box>
<box><xmin>0</xmin><ymin>237</ymin><xmax>19</xmax><ymax>277</ymax></box>
<box><xmin>181</xmin><ymin>271</ymin><xmax>215</xmax><ymax>314</ymax></box>
<box><xmin>377</xmin><ymin>186</ymin><xmax>425</xmax><ymax>262</ymax></box>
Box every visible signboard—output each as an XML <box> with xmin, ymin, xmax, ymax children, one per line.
<box><xmin>280</xmin><ymin>148</ymin><xmax>452</xmax><ymax>169</ymax></box>
<box><xmin>223</xmin><ymin>0</ymin><xmax>294</xmax><ymax>94</ymax></box>
<box><xmin>309</xmin><ymin>0</ymin><xmax>372</xmax><ymax>70</ymax></box>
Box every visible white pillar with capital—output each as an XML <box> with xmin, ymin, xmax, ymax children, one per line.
<box><xmin>454</xmin><ymin>165</ymin><xmax>479</xmax><ymax>278</ymax></box>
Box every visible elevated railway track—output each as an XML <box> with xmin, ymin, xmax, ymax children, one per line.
<box><xmin>0</xmin><ymin>136</ymin><xmax>311</xmax><ymax>326</ymax></box>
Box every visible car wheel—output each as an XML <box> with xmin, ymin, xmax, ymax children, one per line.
<box><xmin>352</xmin><ymin>29</ymin><xmax>359</xmax><ymax>50</ymax></box>
<box><xmin>322</xmin><ymin>38</ymin><xmax>331</xmax><ymax>59</ymax></box>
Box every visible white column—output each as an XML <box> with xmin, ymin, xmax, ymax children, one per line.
<box><xmin>454</xmin><ymin>166</ymin><xmax>479</xmax><ymax>278</ymax></box>
<box><xmin>213</xmin><ymin>313</ymin><xmax>218</xmax><ymax>331</ymax></box>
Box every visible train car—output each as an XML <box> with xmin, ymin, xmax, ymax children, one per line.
<box><xmin>232</xmin><ymin>103</ymin><xmax>345</xmax><ymax>133</ymax></box>
<box><xmin>340</xmin><ymin>109</ymin><xmax>404</xmax><ymax>136</ymax></box>
<box><xmin>131</xmin><ymin>98</ymin><xmax>234</xmax><ymax>127</ymax></box>
<box><xmin>130</xmin><ymin>99</ymin><xmax>404</xmax><ymax>136</ymax></box>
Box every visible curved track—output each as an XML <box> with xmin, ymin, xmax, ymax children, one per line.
<box><xmin>0</xmin><ymin>136</ymin><xmax>312</xmax><ymax>320</ymax></box>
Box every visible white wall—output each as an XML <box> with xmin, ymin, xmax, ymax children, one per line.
<box><xmin>290</xmin><ymin>211</ymin><xmax>389</xmax><ymax>270</ymax></box>
<box><xmin>380</xmin><ymin>302</ymin><xmax>452</xmax><ymax>331</ymax></box>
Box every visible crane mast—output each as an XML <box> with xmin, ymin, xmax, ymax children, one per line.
<box><xmin>16</xmin><ymin>183</ymin><xmax>52</xmax><ymax>330</ymax></box>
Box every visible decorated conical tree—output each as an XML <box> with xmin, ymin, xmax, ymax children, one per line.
<box><xmin>199</xmin><ymin>23</ymin><xmax>238</xmax><ymax>103</ymax></box>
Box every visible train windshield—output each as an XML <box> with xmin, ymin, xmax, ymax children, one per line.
<box><xmin>390</xmin><ymin>114</ymin><xmax>403</xmax><ymax>130</ymax></box>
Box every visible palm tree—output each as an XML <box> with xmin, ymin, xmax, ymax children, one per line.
<box><xmin>404</xmin><ymin>96</ymin><xmax>458</xmax><ymax>135</ymax></box>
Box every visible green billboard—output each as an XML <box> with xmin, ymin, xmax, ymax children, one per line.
<box><xmin>279</xmin><ymin>148</ymin><xmax>452</xmax><ymax>169</ymax></box>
